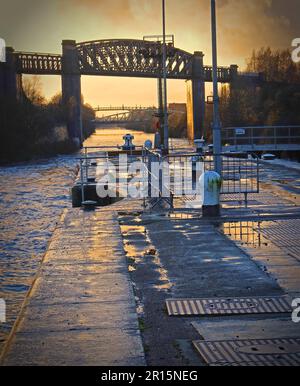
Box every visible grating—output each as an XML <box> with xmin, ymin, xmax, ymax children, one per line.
<box><xmin>166</xmin><ymin>296</ymin><xmax>292</xmax><ymax>316</ymax></box>
<box><xmin>193</xmin><ymin>338</ymin><xmax>300</xmax><ymax>366</ymax></box>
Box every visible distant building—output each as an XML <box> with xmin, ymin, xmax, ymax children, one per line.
<box><xmin>168</xmin><ymin>103</ymin><xmax>187</xmax><ymax>113</ymax></box>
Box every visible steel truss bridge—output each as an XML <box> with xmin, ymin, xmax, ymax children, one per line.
<box><xmin>94</xmin><ymin>105</ymin><xmax>157</xmax><ymax>112</ymax></box>
<box><xmin>1</xmin><ymin>38</ymin><xmax>264</xmax><ymax>145</ymax></box>
<box><xmin>94</xmin><ymin>105</ymin><xmax>186</xmax><ymax>125</ymax></box>
<box><xmin>13</xmin><ymin>39</ymin><xmax>261</xmax><ymax>83</ymax></box>
<box><xmin>94</xmin><ymin>111</ymin><xmax>150</xmax><ymax>125</ymax></box>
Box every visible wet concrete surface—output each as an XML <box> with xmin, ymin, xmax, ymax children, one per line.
<box><xmin>1</xmin><ymin>205</ymin><xmax>145</xmax><ymax>366</ymax></box>
<box><xmin>118</xmin><ymin>174</ymin><xmax>300</xmax><ymax>366</ymax></box>
<box><xmin>1</xmin><ymin>155</ymin><xmax>300</xmax><ymax>366</ymax></box>
<box><xmin>119</xmin><ymin>211</ymin><xmax>288</xmax><ymax>365</ymax></box>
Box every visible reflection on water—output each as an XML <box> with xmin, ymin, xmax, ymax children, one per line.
<box><xmin>120</xmin><ymin>222</ymin><xmax>172</xmax><ymax>293</ymax></box>
<box><xmin>220</xmin><ymin>221</ymin><xmax>272</xmax><ymax>248</ymax></box>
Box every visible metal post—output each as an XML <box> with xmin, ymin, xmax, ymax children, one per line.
<box><xmin>162</xmin><ymin>0</ymin><xmax>169</xmax><ymax>152</ymax></box>
<box><xmin>211</xmin><ymin>0</ymin><xmax>222</xmax><ymax>175</ymax></box>
<box><xmin>80</xmin><ymin>159</ymin><xmax>85</xmax><ymax>205</ymax></box>
<box><xmin>157</xmin><ymin>77</ymin><xmax>164</xmax><ymax>146</ymax></box>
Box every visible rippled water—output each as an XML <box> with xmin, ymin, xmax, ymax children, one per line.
<box><xmin>0</xmin><ymin>155</ymin><xmax>78</xmax><ymax>345</ymax></box>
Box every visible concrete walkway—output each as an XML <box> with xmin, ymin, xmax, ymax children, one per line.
<box><xmin>1</xmin><ymin>204</ymin><xmax>145</xmax><ymax>366</ymax></box>
<box><xmin>118</xmin><ymin>184</ymin><xmax>300</xmax><ymax>365</ymax></box>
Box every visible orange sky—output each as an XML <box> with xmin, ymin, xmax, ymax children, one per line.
<box><xmin>1</xmin><ymin>0</ymin><xmax>299</xmax><ymax>107</ymax></box>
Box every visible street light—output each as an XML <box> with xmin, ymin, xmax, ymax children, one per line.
<box><xmin>211</xmin><ymin>0</ymin><xmax>222</xmax><ymax>175</ymax></box>
<box><xmin>162</xmin><ymin>0</ymin><xmax>169</xmax><ymax>152</ymax></box>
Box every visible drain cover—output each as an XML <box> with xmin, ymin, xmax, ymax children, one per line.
<box><xmin>166</xmin><ymin>296</ymin><xmax>292</xmax><ymax>316</ymax></box>
<box><xmin>193</xmin><ymin>338</ymin><xmax>300</xmax><ymax>366</ymax></box>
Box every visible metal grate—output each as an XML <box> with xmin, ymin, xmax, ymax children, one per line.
<box><xmin>193</xmin><ymin>338</ymin><xmax>300</xmax><ymax>366</ymax></box>
<box><xmin>166</xmin><ymin>296</ymin><xmax>292</xmax><ymax>316</ymax></box>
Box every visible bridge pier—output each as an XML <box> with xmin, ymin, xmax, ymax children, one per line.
<box><xmin>186</xmin><ymin>51</ymin><xmax>205</xmax><ymax>141</ymax></box>
<box><xmin>0</xmin><ymin>47</ymin><xmax>22</xmax><ymax>101</ymax></box>
<box><xmin>62</xmin><ymin>40</ymin><xmax>82</xmax><ymax>148</ymax></box>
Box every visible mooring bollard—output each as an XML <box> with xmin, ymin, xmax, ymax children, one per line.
<box><xmin>199</xmin><ymin>171</ymin><xmax>222</xmax><ymax>217</ymax></box>
<box><xmin>122</xmin><ymin>134</ymin><xmax>135</xmax><ymax>151</ymax></box>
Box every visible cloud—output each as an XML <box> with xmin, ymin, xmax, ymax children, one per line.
<box><xmin>1</xmin><ymin>0</ymin><xmax>299</xmax><ymax>104</ymax></box>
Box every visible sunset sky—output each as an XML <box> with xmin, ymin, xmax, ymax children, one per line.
<box><xmin>1</xmin><ymin>0</ymin><xmax>299</xmax><ymax>107</ymax></box>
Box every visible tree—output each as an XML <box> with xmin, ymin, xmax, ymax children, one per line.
<box><xmin>22</xmin><ymin>76</ymin><xmax>45</xmax><ymax>105</ymax></box>
<box><xmin>219</xmin><ymin>47</ymin><xmax>300</xmax><ymax>131</ymax></box>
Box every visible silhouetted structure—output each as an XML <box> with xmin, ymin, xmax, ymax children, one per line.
<box><xmin>0</xmin><ymin>39</ymin><xmax>263</xmax><ymax>146</ymax></box>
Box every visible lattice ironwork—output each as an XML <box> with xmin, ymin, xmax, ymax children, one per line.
<box><xmin>94</xmin><ymin>111</ymin><xmax>151</xmax><ymax>124</ymax></box>
<box><xmin>203</xmin><ymin>65</ymin><xmax>231</xmax><ymax>83</ymax></box>
<box><xmin>76</xmin><ymin>39</ymin><xmax>193</xmax><ymax>79</ymax></box>
<box><xmin>13</xmin><ymin>39</ymin><xmax>260</xmax><ymax>84</ymax></box>
<box><xmin>15</xmin><ymin>52</ymin><xmax>62</xmax><ymax>75</ymax></box>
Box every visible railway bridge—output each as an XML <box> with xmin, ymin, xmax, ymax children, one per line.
<box><xmin>0</xmin><ymin>38</ymin><xmax>263</xmax><ymax>146</ymax></box>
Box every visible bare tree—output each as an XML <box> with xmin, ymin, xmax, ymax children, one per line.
<box><xmin>23</xmin><ymin>76</ymin><xmax>45</xmax><ymax>105</ymax></box>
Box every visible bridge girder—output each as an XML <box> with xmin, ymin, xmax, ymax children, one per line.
<box><xmin>94</xmin><ymin>105</ymin><xmax>157</xmax><ymax>112</ymax></box>
<box><xmin>76</xmin><ymin>39</ymin><xmax>193</xmax><ymax>79</ymax></box>
<box><xmin>6</xmin><ymin>38</ymin><xmax>262</xmax><ymax>146</ymax></box>
<box><xmin>15</xmin><ymin>52</ymin><xmax>62</xmax><ymax>75</ymax></box>
<box><xmin>13</xmin><ymin>39</ymin><xmax>240</xmax><ymax>83</ymax></box>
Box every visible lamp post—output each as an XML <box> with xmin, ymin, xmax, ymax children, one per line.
<box><xmin>211</xmin><ymin>0</ymin><xmax>222</xmax><ymax>175</ymax></box>
<box><xmin>162</xmin><ymin>0</ymin><xmax>169</xmax><ymax>152</ymax></box>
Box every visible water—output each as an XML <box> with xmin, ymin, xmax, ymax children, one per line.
<box><xmin>0</xmin><ymin>127</ymin><xmax>160</xmax><ymax>351</ymax></box>
<box><xmin>0</xmin><ymin>155</ymin><xmax>78</xmax><ymax>347</ymax></box>
<box><xmin>0</xmin><ymin>127</ymin><xmax>299</xmax><ymax>352</ymax></box>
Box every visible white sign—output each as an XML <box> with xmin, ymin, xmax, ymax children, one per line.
<box><xmin>235</xmin><ymin>128</ymin><xmax>246</xmax><ymax>136</ymax></box>
<box><xmin>0</xmin><ymin>38</ymin><xmax>5</xmax><ymax>62</ymax></box>
<box><xmin>0</xmin><ymin>299</ymin><xmax>6</xmax><ymax>323</ymax></box>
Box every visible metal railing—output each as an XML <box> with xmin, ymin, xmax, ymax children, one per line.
<box><xmin>75</xmin><ymin>147</ymin><xmax>259</xmax><ymax>208</ymax></box>
<box><xmin>222</xmin><ymin>126</ymin><xmax>300</xmax><ymax>151</ymax></box>
<box><xmin>162</xmin><ymin>152</ymin><xmax>260</xmax><ymax>197</ymax></box>
<box><xmin>144</xmin><ymin>151</ymin><xmax>259</xmax><ymax>208</ymax></box>
<box><xmin>77</xmin><ymin>146</ymin><xmax>146</xmax><ymax>204</ymax></box>
<box><xmin>144</xmin><ymin>150</ymin><xmax>174</xmax><ymax>209</ymax></box>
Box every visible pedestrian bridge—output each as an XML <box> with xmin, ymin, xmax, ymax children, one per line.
<box><xmin>222</xmin><ymin>126</ymin><xmax>300</xmax><ymax>152</ymax></box>
<box><xmin>94</xmin><ymin>111</ymin><xmax>150</xmax><ymax>125</ymax></box>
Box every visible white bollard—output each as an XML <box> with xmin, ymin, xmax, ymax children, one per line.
<box><xmin>199</xmin><ymin>171</ymin><xmax>222</xmax><ymax>217</ymax></box>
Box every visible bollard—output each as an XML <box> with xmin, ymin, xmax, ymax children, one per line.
<box><xmin>194</xmin><ymin>137</ymin><xmax>205</xmax><ymax>154</ymax></box>
<box><xmin>82</xmin><ymin>200</ymin><xmax>97</xmax><ymax>211</ymax></box>
<box><xmin>122</xmin><ymin>134</ymin><xmax>135</xmax><ymax>151</ymax></box>
<box><xmin>199</xmin><ymin>171</ymin><xmax>222</xmax><ymax>217</ymax></box>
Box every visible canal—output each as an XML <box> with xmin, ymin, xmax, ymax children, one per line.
<box><xmin>0</xmin><ymin>127</ymin><xmax>156</xmax><ymax>351</ymax></box>
<box><xmin>1</xmin><ymin>127</ymin><xmax>300</xmax><ymax>355</ymax></box>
